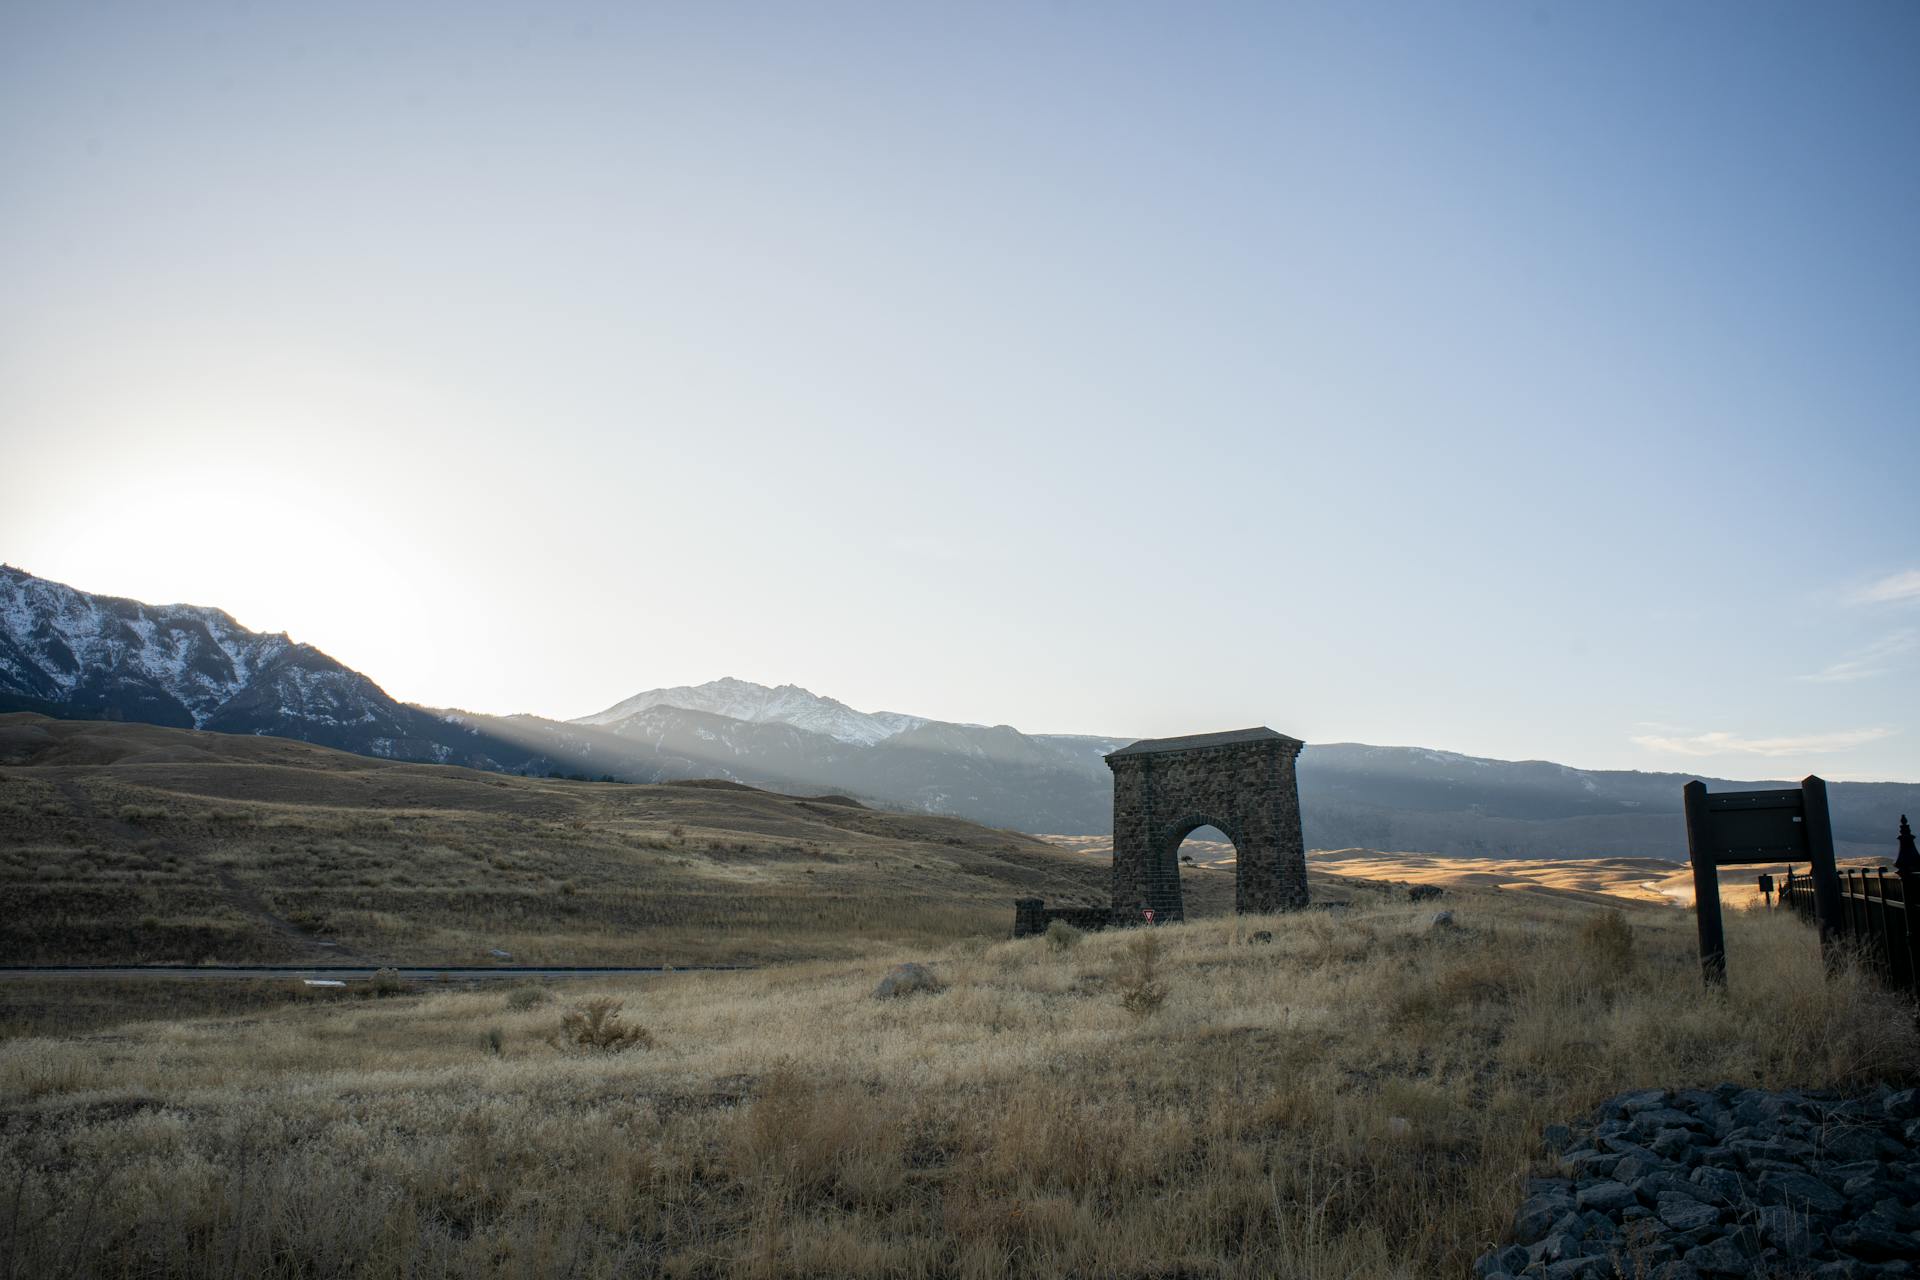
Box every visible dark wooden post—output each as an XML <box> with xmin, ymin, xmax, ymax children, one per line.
<box><xmin>1802</xmin><ymin>776</ymin><xmax>1844</xmax><ymax>970</ymax></box>
<box><xmin>1683</xmin><ymin>780</ymin><xmax>1726</xmax><ymax>986</ymax></box>
<box><xmin>1868</xmin><ymin>869</ymin><xmax>1884</xmax><ymax>968</ymax></box>
<box><xmin>1896</xmin><ymin>815</ymin><xmax>1919</xmax><ymax>996</ymax></box>
<box><xmin>1757</xmin><ymin>873</ymin><xmax>1774</xmax><ymax>907</ymax></box>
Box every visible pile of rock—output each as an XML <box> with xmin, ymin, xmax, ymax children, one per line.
<box><xmin>1475</xmin><ymin>1084</ymin><xmax>1920</xmax><ymax>1279</ymax></box>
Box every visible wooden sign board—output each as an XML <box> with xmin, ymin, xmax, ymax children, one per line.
<box><xmin>1683</xmin><ymin>776</ymin><xmax>1840</xmax><ymax>986</ymax></box>
<box><xmin>1698</xmin><ymin>789</ymin><xmax>1808</xmax><ymax>861</ymax></box>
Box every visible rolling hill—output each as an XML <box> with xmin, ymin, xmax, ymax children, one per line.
<box><xmin>0</xmin><ymin>713</ymin><xmax>1121</xmax><ymax>966</ymax></box>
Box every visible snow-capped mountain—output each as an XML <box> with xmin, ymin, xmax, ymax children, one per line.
<box><xmin>2</xmin><ymin>565</ymin><xmax>288</xmax><ymax>729</ymax></box>
<box><xmin>0</xmin><ymin>566</ymin><xmax>530</xmax><ymax>768</ymax></box>
<box><xmin>575</xmin><ymin>677</ymin><xmax>925</xmax><ymax>745</ymax></box>
<box><xmin>5</xmin><ymin>568</ymin><xmax>1914</xmax><ymax>857</ymax></box>
<box><xmin>561</xmin><ymin>680</ymin><xmax>1123</xmax><ymax>830</ymax></box>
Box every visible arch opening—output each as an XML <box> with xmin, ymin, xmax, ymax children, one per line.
<box><xmin>1171</xmin><ymin>822</ymin><xmax>1239</xmax><ymax>918</ymax></box>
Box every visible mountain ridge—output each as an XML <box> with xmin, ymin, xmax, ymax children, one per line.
<box><xmin>3</xmin><ymin>566</ymin><xmax>1913</xmax><ymax>858</ymax></box>
<box><xmin>575</xmin><ymin>676</ymin><xmax>929</xmax><ymax>745</ymax></box>
<box><xmin>0</xmin><ymin>565</ymin><xmax>561</xmax><ymax>774</ymax></box>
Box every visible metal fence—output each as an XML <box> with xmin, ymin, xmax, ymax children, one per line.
<box><xmin>1780</xmin><ymin>816</ymin><xmax>1919</xmax><ymax>999</ymax></box>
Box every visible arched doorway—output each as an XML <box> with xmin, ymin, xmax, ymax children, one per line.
<box><xmin>1172</xmin><ymin>822</ymin><xmax>1240</xmax><ymax>916</ymax></box>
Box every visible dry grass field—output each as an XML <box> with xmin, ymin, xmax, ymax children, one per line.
<box><xmin>0</xmin><ymin>714</ymin><xmax>1112</xmax><ymax>966</ymax></box>
<box><xmin>4</xmin><ymin>888</ymin><xmax>1916</xmax><ymax>1279</ymax></box>
<box><xmin>5</xmin><ymin>716</ymin><xmax>1918</xmax><ymax>1277</ymax></box>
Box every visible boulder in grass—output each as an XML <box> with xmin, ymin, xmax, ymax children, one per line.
<box><xmin>1831</xmin><ymin>1213</ymin><xmax>1917</xmax><ymax>1261</ymax></box>
<box><xmin>1758</xmin><ymin>1169</ymin><xmax>1847</xmax><ymax>1215</ymax></box>
<box><xmin>1576</xmin><ymin>1180</ymin><xmax>1637</xmax><ymax>1214</ymax></box>
<box><xmin>1682</xmin><ymin>1236</ymin><xmax>1752</xmax><ymax>1276</ymax></box>
<box><xmin>1656</xmin><ymin>1192</ymin><xmax>1720</xmax><ymax>1233</ymax></box>
<box><xmin>1513</xmin><ymin>1193</ymin><xmax>1575</xmax><ymax>1243</ymax></box>
<box><xmin>1689</xmin><ymin>1165</ymin><xmax>1745</xmax><ymax>1204</ymax></box>
<box><xmin>872</xmin><ymin>962</ymin><xmax>944</xmax><ymax>999</ymax></box>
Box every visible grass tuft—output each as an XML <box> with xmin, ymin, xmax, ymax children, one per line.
<box><xmin>1578</xmin><ymin>907</ymin><xmax>1637</xmax><ymax>976</ymax></box>
<box><xmin>1114</xmin><ymin>932</ymin><xmax>1169</xmax><ymax>1018</ymax></box>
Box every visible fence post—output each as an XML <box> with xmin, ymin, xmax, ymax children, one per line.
<box><xmin>1683</xmin><ymin>781</ymin><xmax>1726</xmax><ymax>986</ymax></box>
<box><xmin>1848</xmin><ymin>869</ymin><xmax>1864</xmax><ymax>944</ymax></box>
<box><xmin>1873</xmin><ymin>867</ymin><xmax>1904</xmax><ymax>992</ymax></box>
<box><xmin>1896</xmin><ymin>816</ymin><xmax>1919</xmax><ymax>997</ymax></box>
<box><xmin>1871</xmin><ymin>868</ymin><xmax>1889</xmax><ymax>972</ymax></box>
<box><xmin>1802</xmin><ymin>776</ymin><xmax>1844</xmax><ymax>973</ymax></box>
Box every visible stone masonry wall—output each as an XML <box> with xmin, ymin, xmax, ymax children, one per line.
<box><xmin>1010</xmin><ymin>899</ymin><xmax>1114</xmax><ymax>938</ymax></box>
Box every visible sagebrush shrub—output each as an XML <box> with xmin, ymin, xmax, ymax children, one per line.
<box><xmin>556</xmin><ymin>997</ymin><xmax>652</xmax><ymax>1052</ymax></box>
<box><xmin>1579</xmin><ymin>908</ymin><xmax>1636</xmax><ymax>975</ymax></box>
<box><xmin>1045</xmin><ymin>920</ymin><xmax>1082</xmax><ymax>953</ymax></box>
<box><xmin>366</xmin><ymin>968</ymin><xmax>407</xmax><ymax>997</ymax></box>
<box><xmin>1115</xmin><ymin>933</ymin><xmax>1168</xmax><ymax>1018</ymax></box>
<box><xmin>505</xmin><ymin>985</ymin><xmax>551</xmax><ymax>1011</ymax></box>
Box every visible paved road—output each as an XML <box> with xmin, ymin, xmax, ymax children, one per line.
<box><xmin>0</xmin><ymin>965</ymin><xmax>748</xmax><ymax>982</ymax></box>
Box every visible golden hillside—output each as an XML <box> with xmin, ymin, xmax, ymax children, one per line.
<box><xmin>0</xmin><ymin>714</ymin><xmax>1114</xmax><ymax>965</ymax></box>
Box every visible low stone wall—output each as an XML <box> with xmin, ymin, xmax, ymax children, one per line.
<box><xmin>1011</xmin><ymin>898</ymin><xmax>1112</xmax><ymax>938</ymax></box>
<box><xmin>1475</xmin><ymin>1084</ymin><xmax>1920</xmax><ymax>1279</ymax></box>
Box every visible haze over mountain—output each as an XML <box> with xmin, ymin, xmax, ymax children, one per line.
<box><xmin>2</xmin><ymin>566</ymin><xmax>1912</xmax><ymax>859</ymax></box>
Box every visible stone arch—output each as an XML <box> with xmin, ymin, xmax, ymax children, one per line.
<box><xmin>1105</xmin><ymin>727</ymin><xmax>1307</xmax><ymax>923</ymax></box>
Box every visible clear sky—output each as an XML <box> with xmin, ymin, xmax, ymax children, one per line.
<box><xmin>3</xmin><ymin>2</ymin><xmax>1916</xmax><ymax>780</ymax></box>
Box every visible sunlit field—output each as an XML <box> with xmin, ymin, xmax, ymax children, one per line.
<box><xmin>5</xmin><ymin>890</ymin><xmax>1913</xmax><ymax>1279</ymax></box>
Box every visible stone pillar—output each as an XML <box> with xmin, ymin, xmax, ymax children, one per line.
<box><xmin>1238</xmin><ymin>739</ymin><xmax>1308</xmax><ymax>913</ymax></box>
<box><xmin>1109</xmin><ymin>756</ymin><xmax>1155</xmax><ymax>924</ymax></box>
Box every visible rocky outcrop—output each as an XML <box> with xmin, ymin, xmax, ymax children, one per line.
<box><xmin>1476</xmin><ymin>1084</ymin><xmax>1920</xmax><ymax>1279</ymax></box>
